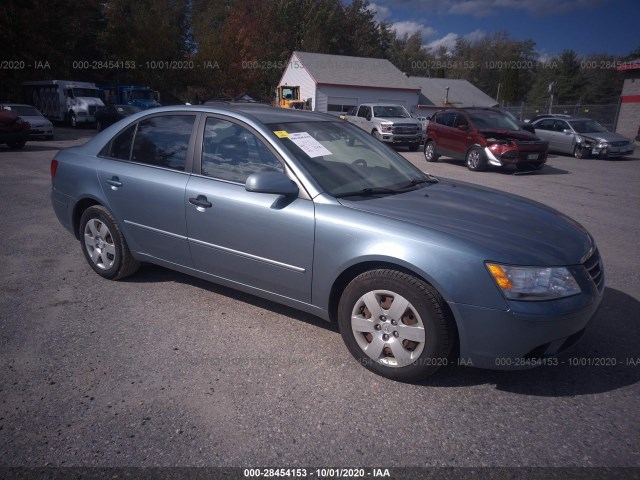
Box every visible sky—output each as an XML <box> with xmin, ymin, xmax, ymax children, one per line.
<box><xmin>368</xmin><ymin>0</ymin><xmax>640</xmax><ymax>58</ymax></box>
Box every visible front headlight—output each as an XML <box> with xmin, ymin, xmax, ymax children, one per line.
<box><xmin>486</xmin><ymin>263</ymin><xmax>581</xmax><ymax>301</ymax></box>
<box><xmin>380</xmin><ymin>123</ymin><xmax>393</xmax><ymax>132</ymax></box>
<box><xmin>596</xmin><ymin>142</ymin><xmax>609</xmax><ymax>148</ymax></box>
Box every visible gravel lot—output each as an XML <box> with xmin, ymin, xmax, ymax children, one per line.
<box><xmin>1</xmin><ymin>128</ymin><xmax>639</xmax><ymax>472</ymax></box>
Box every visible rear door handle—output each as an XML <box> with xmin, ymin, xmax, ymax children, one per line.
<box><xmin>189</xmin><ymin>195</ymin><xmax>212</xmax><ymax>210</ymax></box>
<box><xmin>106</xmin><ymin>176</ymin><xmax>123</xmax><ymax>188</ymax></box>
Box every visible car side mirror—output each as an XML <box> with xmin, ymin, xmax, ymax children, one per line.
<box><xmin>458</xmin><ymin>124</ymin><xmax>468</xmax><ymax>131</ymax></box>
<box><xmin>366</xmin><ymin>114</ymin><xmax>372</xmax><ymax>121</ymax></box>
<box><xmin>245</xmin><ymin>171</ymin><xmax>299</xmax><ymax>197</ymax></box>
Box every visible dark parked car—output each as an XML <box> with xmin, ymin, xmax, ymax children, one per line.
<box><xmin>424</xmin><ymin>108</ymin><xmax>548</xmax><ymax>171</ymax></box>
<box><xmin>0</xmin><ymin>109</ymin><xmax>31</xmax><ymax>149</ymax></box>
<box><xmin>51</xmin><ymin>105</ymin><xmax>603</xmax><ymax>381</ymax></box>
<box><xmin>531</xmin><ymin>116</ymin><xmax>635</xmax><ymax>159</ymax></box>
<box><xmin>95</xmin><ymin>104</ymin><xmax>141</xmax><ymax>131</ymax></box>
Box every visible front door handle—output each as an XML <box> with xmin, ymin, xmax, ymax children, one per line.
<box><xmin>106</xmin><ymin>176</ymin><xmax>123</xmax><ymax>189</ymax></box>
<box><xmin>189</xmin><ymin>195</ymin><xmax>212</xmax><ymax>209</ymax></box>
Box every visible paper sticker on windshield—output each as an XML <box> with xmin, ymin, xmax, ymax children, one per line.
<box><xmin>274</xmin><ymin>130</ymin><xmax>289</xmax><ymax>138</ymax></box>
<box><xmin>287</xmin><ymin>132</ymin><xmax>332</xmax><ymax>158</ymax></box>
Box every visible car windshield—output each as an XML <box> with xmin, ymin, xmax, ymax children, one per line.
<box><xmin>373</xmin><ymin>106</ymin><xmax>410</xmax><ymax>118</ymax></box>
<box><xmin>3</xmin><ymin>106</ymin><xmax>41</xmax><ymax>116</ymax></box>
<box><xmin>268</xmin><ymin>121</ymin><xmax>434</xmax><ymax>198</ymax></box>
<box><xmin>469</xmin><ymin>112</ymin><xmax>520</xmax><ymax>131</ymax></box>
<box><xmin>129</xmin><ymin>90</ymin><xmax>154</xmax><ymax>100</ymax></box>
<box><xmin>569</xmin><ymin>120</ymin><xmax>608</xmax><ymax>134</ymax></box>
<box><xmin>73</xmin><ymin>88</ymin><xmax>102</xmax><ymax>99</ymax></box>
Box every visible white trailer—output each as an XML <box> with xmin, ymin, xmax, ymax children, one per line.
<box><xmin>22</xmin><ymin>80</ymin><xmax>105</xmax><ymax>127</ymax></box>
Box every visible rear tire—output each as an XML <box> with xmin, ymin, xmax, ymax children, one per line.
<box><xmin>338</xmin><ymin>269</ymin><xmax>454</xmax><ymax>382</ymax></box>
<box><xmin>79</xmin><ymin>206</ymin><xmax>140</xmax><ymax>280</ymax></box>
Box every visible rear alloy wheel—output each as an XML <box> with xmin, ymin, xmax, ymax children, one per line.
<box><xmin>79</xmin><ymin>206</ymin><xmax>140</xmax><ymax>280</ymax></box>
<box><xmin>338</xmin><ymin>269</ymin><xmax>454</xmax><ymax>382</ymax></box>
<box><xmin>573</xmin><ymin>144</ymin><xmax>590</xmax><ymax>159</ymax></box>
<box><xmin>466</xmin><ymin>146</ymin><xmax>487</xmax><ymax>171</ymax></box>
<box><xmin>423</xmin><ymin>141</ymin><xmax>439</xmax><ymax>162</ymax></box>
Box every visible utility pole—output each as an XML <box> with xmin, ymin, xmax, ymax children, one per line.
<box><xmin>548</xmin><ymin>81</ymin><xmax>555</xmax><ymax>114</ymax></box>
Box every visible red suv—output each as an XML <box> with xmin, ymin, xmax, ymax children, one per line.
<box><xmin>424</xmin><ymin>108</ymin><xmax>548</xmax><ymax>172</ymax></box>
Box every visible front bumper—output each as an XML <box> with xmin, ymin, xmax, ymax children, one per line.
<box><xmin>448</xmin><ymin>266</ymin><xmax>604</xmax><ymax>370</ymax></box>
<box><xmin>379</xmin><ymin>134</ymin><xmax>421</xmax><ymax>145</ymax></box>
<box><xmin>484</xmin><ymin>147</ymin><xmax>547</xmax><ymax>166</ymax></box>
<box><xmin>0</xmin><ymin>130</ymin><xmax>30</xmax><ymax>145</ymax></box>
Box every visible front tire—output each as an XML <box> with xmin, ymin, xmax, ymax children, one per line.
<box><xmin>423</xmin><ymin>140</ymin><xmax>439</xmax><ymax>162</ymax></box>
<box><xmin>79</xmin><ymin>206</ymin><xmax>140</xmax><ymax>280</ymax></box>
<box><xmin>466</xmin><ymin>146</ymin><xmax>487</xmax><ymax>171</ymax></box>
<box><xmin>70</xmin><ymin>112</ymin><xmax>77</xmax><ymax>128</ymax></box>
<box><xmin>574</xmin><ymin>144</ymin><xmax>590</xmax><ymax>159</ymax></box>
<box><xmin>338</xmin><ymin>269</ymin><xmax>454</xmax><ymax>382</ymax></box>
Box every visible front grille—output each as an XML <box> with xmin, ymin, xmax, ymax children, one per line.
<box><xmin>610</xmin><ymin>141</ymin><xmax>629</xmax><ymax>147</ymax></box>
<box><xmin>583</xmin><ymin>248</ymin><xmax>604</xmax><ymax>292</ymax></box>
<box><xmin>516</xmin><ymin>140</ymin><xmax>547</xmax><ymax>147</ymax></box>
<box><xmin>393</xmin><ymin>124</ymin><xmax>419</xmax><ymax>134</ymax></box>
<box><xmin>88</xmin><ymin>106</ymin><xmax>97</xmax><ymax>116</ymax></box>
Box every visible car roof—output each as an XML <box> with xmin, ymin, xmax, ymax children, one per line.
<box><xmin>533</xmin><ymin>116</ymin><xmax>593</xmax><ymax>122</ymax></box>
<box><xmin>1</xmin><ymin>103</ymin><xmax>37</xmax><ymax>108</ymax></box>
<box><xmin>150</xmin><ymin>104</ymin><xmax>338</xmax><ymax>124</ymax></box>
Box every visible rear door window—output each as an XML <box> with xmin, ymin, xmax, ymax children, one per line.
<box><xmin>131</xmin><ymin>115</ymin><xmax>196</xmax><ymax>171</ymax></box>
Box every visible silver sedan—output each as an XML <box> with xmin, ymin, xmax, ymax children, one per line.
<box><xmin>532</xmin><ymin>116</ymin><xmax>634</xmax><ymax>159</ymax></box>
<box><xmin>51</xmin><ymin>104</ymin><xmax>604</xmax><ymax>381</ymax></box>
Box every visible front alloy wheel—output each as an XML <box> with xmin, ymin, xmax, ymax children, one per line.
<box><xmin>338</xmin><ymin>269</ymin><xmax>454</xmax><ymax>381</ymax></box>
<box><xmin>574</xmin><ymin>144</ymin><xmax>590</xmax><ymax>159</ymax></box>
<box><xmin>466</xmin><ymin>147</ymin><xmax>487</xmax><ymax>171</ymax></box>
<box><xmin>424</xmin><ymin>141</ymin><xmax>439</xmax><ymax>162</ymax></box>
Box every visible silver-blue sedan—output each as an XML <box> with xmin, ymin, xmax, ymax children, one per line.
<box><xmin>50</xmin><ymin>104</ymin><xmax>604</xmax><ymax>381</ymax></box>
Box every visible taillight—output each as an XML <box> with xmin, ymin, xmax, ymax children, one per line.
<box><xmin>51</xmin><ymin>159</ymin><xmax>58</xmax><ymax>177</ymax></box>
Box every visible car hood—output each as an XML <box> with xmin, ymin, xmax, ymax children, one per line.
<box><xmin>338</xmin><ymin>179</ymin><xmax>592</xmax><ymax>266</ymax></box>
<box><xmin>377</xmin><ymin>117</ymin><xmax>420</xmax><ymax>124</ymax></box>
<box><xmin>479</xmin><ymin>129</ymin><xmax>540</xmax><ymax>141</ymax></box>
<box><xmin>579</xmin><ymin>132</ymin><xmax>631</xmax><ymax>143</ymax></box>
<box><xmin>21</xmin><ymin>115</ymin><xmax>51</xmax><ymax>126</ymax></box>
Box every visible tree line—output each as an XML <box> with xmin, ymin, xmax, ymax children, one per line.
<box><xmin>1</xmin><ymin>0</ymin><xmax>636</xmax><ymax>105</ymax></box>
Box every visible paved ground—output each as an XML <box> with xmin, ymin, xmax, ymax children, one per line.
<box><xmin>0</xmin><ymin>128</ymin><xmax>639</xmax><ymax>469</ymax></box>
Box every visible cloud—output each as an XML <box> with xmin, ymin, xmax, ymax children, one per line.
<box><xmin>426</xmin><ymin>33</ymin><xmax>460</xmax><ymax>54</ymax></box>
<box><xmin>373</xmin><ymin>0</ymin><xmax>604</xmax><ymax>17</ymax></box>
<box><xmin>367</xmin><ymin>2</ymin><xmax>391</xmax><ymax>22</ymax></box>
<box><xmin>463</xmin><ymin>29</ymin><xmax>486</xmax><ymax>42</ymax></box>
<box><xmin>391</xmin><ymin>21</ymin><xmax>437</xmax><ymax>40</ymax></box>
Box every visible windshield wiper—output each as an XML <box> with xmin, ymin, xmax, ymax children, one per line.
<box><xmin>397</xmin><ymin>177</ymin><xmax>439</xmax><ymax>190</ymax></box>
<box><xmin>337</xmin><ymin>187</ymin><xmax>403</xmax><ymax>198</ymax></box>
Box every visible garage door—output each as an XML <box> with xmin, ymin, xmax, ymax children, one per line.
<box><xmin>378</xmin><ymin>99</ymin><xmax>407</xmax><ymax>106</ymax></box>
<box><xmin>327</xmin><ymin>96</ymin><xmax>358</xmax><ymax>113</ymax></box>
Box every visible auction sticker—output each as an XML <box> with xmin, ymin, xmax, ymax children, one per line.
<box><xmin>287</xmin><ymin>132</ymin><xmax>332</xmax><ymax>158</ymax></box>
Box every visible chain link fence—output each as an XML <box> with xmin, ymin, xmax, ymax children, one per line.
<box><xmin>502</xmin><ymin>103</ymin><xmax>620</xmax><ymax>131</ymax></box>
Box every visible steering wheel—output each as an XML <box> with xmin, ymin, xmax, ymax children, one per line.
<box><xmin>352</xmin><ymin>158</ymin><xmax>367</xmax><ymax>167</ymax></box>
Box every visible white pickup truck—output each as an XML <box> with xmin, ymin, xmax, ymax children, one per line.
<box><xmin>343</xmin><ymin>104</ymin><xmax>422</xmax><ymax>151</ymax></box>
